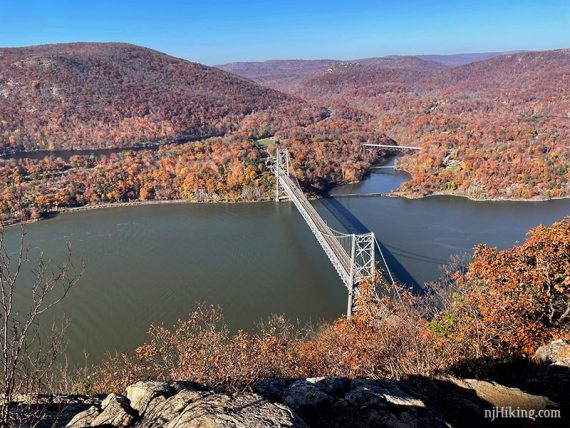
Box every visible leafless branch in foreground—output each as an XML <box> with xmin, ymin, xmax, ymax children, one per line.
<box><xmin>0</xmin><ymin>224</ymin><xmax>83</xmax><ymax>426</ymax></box>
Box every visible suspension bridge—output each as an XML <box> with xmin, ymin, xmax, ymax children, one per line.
<box><xmin>267</xmin><ymin>148</ymin><xmax>389</xmax><ymax>316</ymax></box>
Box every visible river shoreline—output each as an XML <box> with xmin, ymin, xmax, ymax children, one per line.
<box><xmin>4</xmin><ymin>156</ymin><xmax>568</xmax><ymax>228</ymax></box>
<box><xmin>381</xmin><ymin>163</ymin><xmax>570</xmax><ymax>203</ymax></box>
<box><xmin>5</xmin><ymin>185</ymin><xmax>569</xmax><ymax>228</ymax></box>
<box><xmin>5</xmin><ymin>165</ymin><xmax>568</xmax><ymax>365</ymax></box>
<box><xmin>3</xmin><ymin>196</ymin><xmax>276</xmax><ymax>227</ymax></box>
<box><xmin>391</xmin><ymin>190</ymin><xmax>570</xmax><ymax>203</ymax></box>
<box><xmin>4</xmin><ymin>148</ymin><xmax>568</xmax><ymax>228</ymax></box>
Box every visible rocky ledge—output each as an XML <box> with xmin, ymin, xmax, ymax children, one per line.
<box><xmin>12</xmin><ymin>341</ymin><xmax>570</xmax><ymax>427</ymax></box>
<box><xmin>61</xmin><ymin>375</ymin><xmax>565</xmax><ymax>428</ymax></box>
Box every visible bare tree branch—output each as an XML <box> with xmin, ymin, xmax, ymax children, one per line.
<box><xmin>0</xmin><ymin>223</ymin><xmax>82</xmax><ymax>426</ymax></box>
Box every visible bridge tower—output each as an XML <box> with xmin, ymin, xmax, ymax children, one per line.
<box><xmin>268</xmin><ymin>147</ymin><xmax>377</xmax><ymax>316</ymax></box>
<box><xmin>273</xmin><ymin>147</ymin><xmax>292</xmax><ymax>201</ymax></box>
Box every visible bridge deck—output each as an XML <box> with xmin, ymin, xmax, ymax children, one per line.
<box><xmin>277</xmin><ymin>172</ymin><xmax>353</xmax><ymax>288</ymax></box>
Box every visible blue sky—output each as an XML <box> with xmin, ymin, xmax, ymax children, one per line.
<box><xmin>1</xmin><ymin>0</ymin><xmax>568</xmax><ymax>64</ymax></box>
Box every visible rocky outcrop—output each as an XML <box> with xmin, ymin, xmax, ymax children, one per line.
<box><xmin>67</xmin><ymin>382</ymin><xmax>299</xmax><ymax>428</ymax></box>
<box><xmin>55</xmin><ymin>375</ymin><xmax>564</xmax><ymax>428</ymax></box>
<box><xmin>254</xmin><ymin>377</ymin><xmax>448</xmax><ymax>428</ymax></box>
<box><xmin>67</xmin><ymin>393</ymin><xmax>138</xmax><ymax>427</ymax></box>
<box><xmin>12</xmin><ymin>343</ymin><xmax>570</xmax><ymax>427</ymax></box>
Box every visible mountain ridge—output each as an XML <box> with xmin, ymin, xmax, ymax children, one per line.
<box><xmin>0</xmin><ymin>42</ymin><xmax>322</xmax><ymax>152</ymax></box>
<box><xmin>214</xmin><ymin>50</ymin><xmax>522</xmax><ymax>84</ymax></box>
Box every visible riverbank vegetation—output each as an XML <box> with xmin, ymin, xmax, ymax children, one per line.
<box><xmin>86</xmin><ymin>217</ymin><xmax>569</xmax><ymax>393</ymax></box>
<box><xmin>0</xmin><ymin>109</ymin><xmax>384</xmax><ymax>224</ymax></box>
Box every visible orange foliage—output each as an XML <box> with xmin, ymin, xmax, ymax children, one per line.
<box><xmin>0</xmin><ymin>138</ymin><xmax>272</xmax><ymax>223</ymax></box>
<box><xmin>430</xmin><ymin>217</ymin><xmax>570</xmax><ymax>362</ymax></box>
<box><xmin>91</xmin><ymin>281</ymin><xmax>442</xmax><ymax>393</ymax></box>
<box><xmin>0</xmin><ymin>108</ymin><xmax>384</xmax><ymax>224</ymax></box>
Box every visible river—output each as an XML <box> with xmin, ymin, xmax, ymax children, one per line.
<box><xmin>1</xmin><ymin>145</ymin><xmax>156</xmax><ymax>161</ymax></box>
<box><xmin>3</xmin><ymin>157</ymin><xmax>568</xmax><ymax>365</ymax></box>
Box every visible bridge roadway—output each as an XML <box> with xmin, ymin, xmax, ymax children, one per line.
<box><xmin>361</xmin><ymin>143</ymin><xmax>420</xmax><ymax>150</ymax></box>
<box><xmin>277</xmin><ymin>172</ymin><xmax>354</xmax><ymax>289</ymax></box>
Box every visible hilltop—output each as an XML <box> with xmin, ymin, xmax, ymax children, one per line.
<box><xmin>0</xmin><ymin>43</ymin><xmax>323</xmax><ymax>152</ymax></box>
<box><xmin>217</xmin><ymin>55</ymin><xmax>447</xmax><ymax>92</ymax></box>
<box><xmin>0</xmin><ymin>44</ymin><xmax>389</xmax><ymax>224</ymax></box>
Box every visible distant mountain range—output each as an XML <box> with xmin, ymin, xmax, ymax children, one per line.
<box><xmin>215</xmin><ymin>51</ymin><xmax>521</xmax><ymax>87</ymax></box>
<box><xmin>385</xmin><ymin>51</ymin><xmax>523</xmax><ymax>67</ymax></box>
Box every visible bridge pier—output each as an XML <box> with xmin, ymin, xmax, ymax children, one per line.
<box><xmin>347</xmin><ymin>287</ymin><xmax>354</xmax><ymax>318</ymax></box>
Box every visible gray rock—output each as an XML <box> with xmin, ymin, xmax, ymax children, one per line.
<box><xmin>532</xmin><ymin>339</ymin><xmax>570</xmax><ymax>367</ymax></box>
<box><xmin>88</xmin><ymin>393</ymin><xmax>137</xmax><ymax>427</ymax></box>
<box><xmin>66</xmin><ymin>405</ymin><xmax>100</xmax><ymax>427</ymax></box>
<box><xmin>126</xmin><ymin>381</ymin><xmax>174</xmax><ymax>415</ymax></box>
<box><xmin>139</xmin><ymin>389</ymin><xmax>206</xmax><ymax>427</ymax></box>
<box><xmin>170</xmin><ymin>393</ymin><xmax>298</xmax><ymax>428</ymax></box>
<box><xmin>25</xmin><ymin>370</ymin><xmax>570</xmax><ymax>427</ymax></box>
<box><xmin>282</xmin><ymin>379</ymin><xmax>333</xmax><ymax>410</ymax></box>
<box><xmin>139</xmin><ymin>389</ymin><xmax>301</xmax><ymax>428</ymax></box>
<box><xmin>283</xmin><ymin>378</ymin><xmax>447</xmax><ymax>428</ymax></box>
<box><xmin>347</xmin><ymin>379</ymin><xmax>426</xmax><ymax>408</ymax></box>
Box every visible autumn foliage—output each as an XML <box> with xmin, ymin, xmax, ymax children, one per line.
<box><xmin>0</xmin><ymin>108</ymin><xmax>384</xmax><ymax>224</ymax></box>
<box><xmin>260</xmin><ymin>50</ymin><xmax>570</xmax><ymax>200</ymax></box>
<box><xmin>1</xmin><ymin>45</ymin><xmax>567</xmax><ymax>226</ymax></box>
<box><xmin>89</xmin><ymin>218</ymin><xmax>569</xmax><ymax>394</ymax></box>
<box><xmin>90</xmin><ymin>281</ymin><xmax>442</xmax><ymax>393</ymax></box>
<box><xmin>428</xmin><ymin>217</ymin><xmax>570</xmax><ymax>364</ymax></box>
<box><xmin>0</xmin><ymin>138</ymin><xmax>271</xmax><ymax>223</ymax></box>
<box><xmin>0</xmin><ymin>43</ymin><xmax>324</xmax><ymax>152</ymax></box>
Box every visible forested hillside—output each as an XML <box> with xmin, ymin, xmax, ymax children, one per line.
<box><xmin>222</xmin><ymin>50</ymin><xmax>570</xmax><ymax>200</ymax></box>
<box><xmin>0</xmin><ymin>43</ymin><xmax>324</xmax><ymax>152</ymax></box>
<box><xmin>0</xmin><ymin>120</ymin><xmax>383</xmax><ymax>223</ymax></box>
<box><xmin>1</xmin><ymin>45</ymin><xmax>567</xmax><ymax>224</ymax></box>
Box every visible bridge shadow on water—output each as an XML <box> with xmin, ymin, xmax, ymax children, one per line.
<box><xmin>320</xmin><ymin>196</ymin><xmax>422</xmax><ymax>293</ymax></box>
